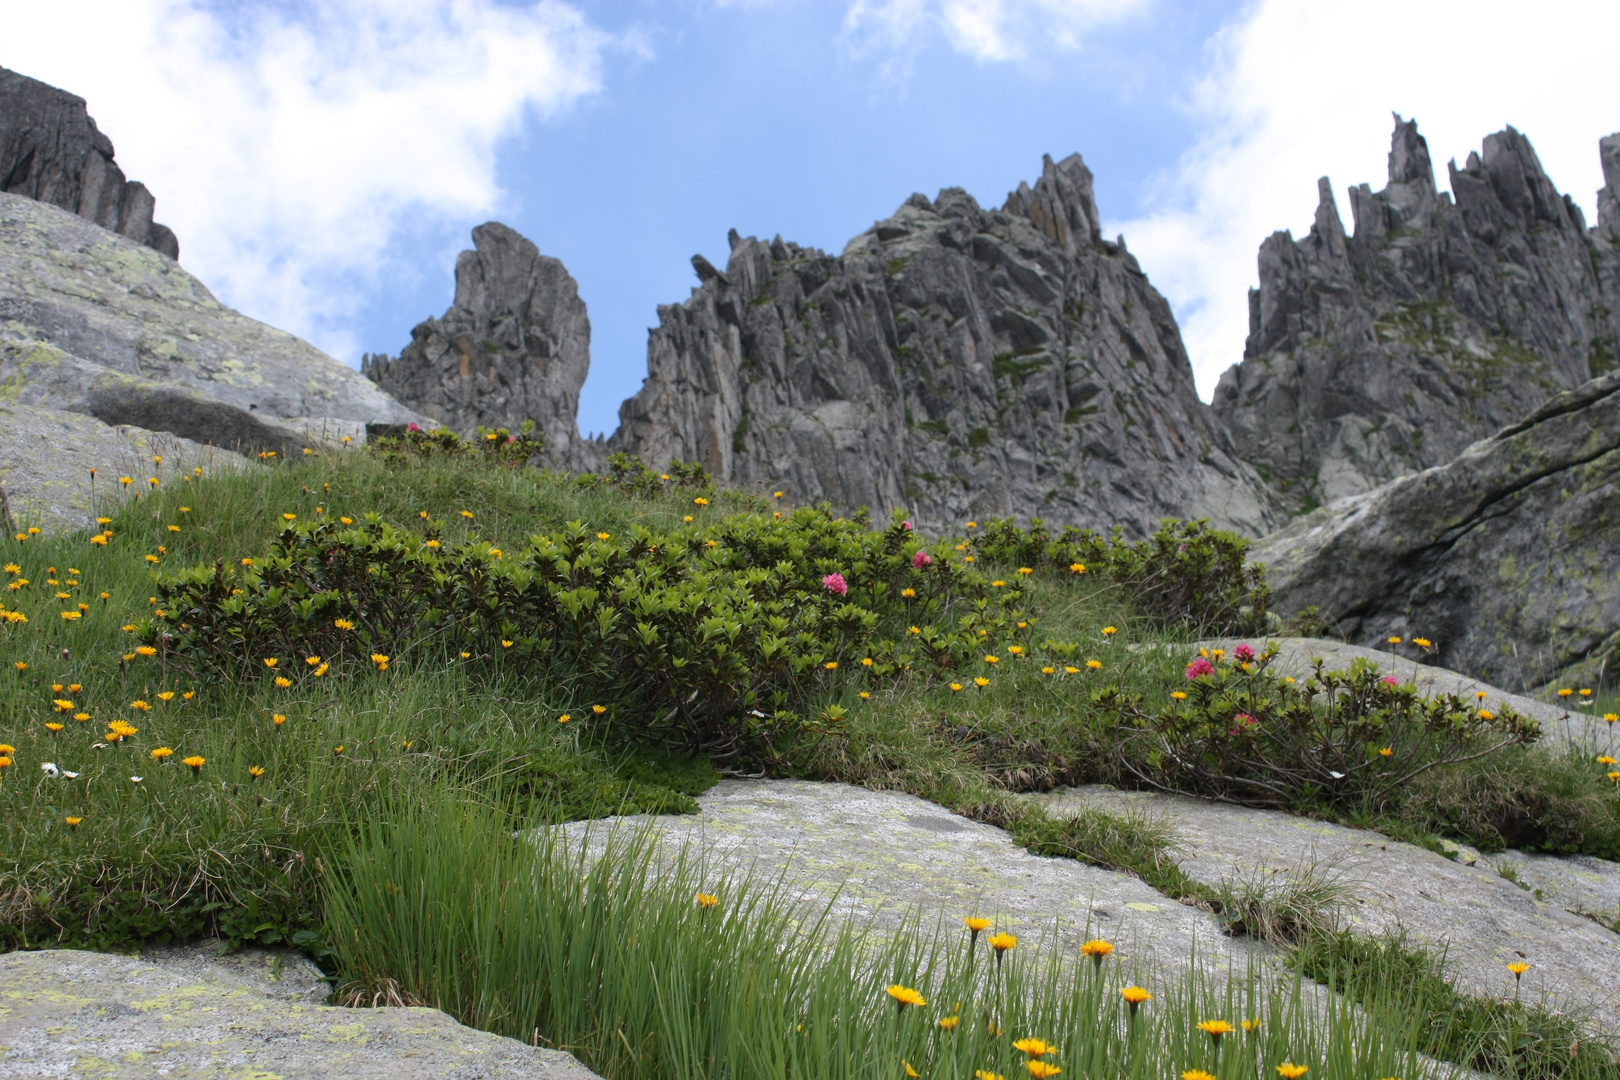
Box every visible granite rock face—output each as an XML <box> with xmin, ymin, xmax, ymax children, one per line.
<box><xmin>0</xmin><ymin>65</ymin><xmax>178</xmax><ymax>259</ymax></box>
<box><xmin>0</xmin><ymin>945</ymin><xmax>602</xmax><ymax>1079</ymax></box>
<box><xmin>363</xmin><ymin>222</ymin><xmax>595</xmax><ymax>466</ymax></box>
<box><xmin>1215</xmin><ymin>116</ymin><xmax>1619</xmax><ymax>510</ymax></box>
<box><xmin>1249</xmin><ymin>370</ymin><xmax>1620</xmax><ymax>691</ymax></box>
<box><xmin>1034</xmin><ymin>784</ymin><xmax>1620</xmax><ymax>1037</ymax></box>
<box><xmin>608</xmin><ymin>156</ymin><xmax>1281</xmax><ymax>538</ymax></box>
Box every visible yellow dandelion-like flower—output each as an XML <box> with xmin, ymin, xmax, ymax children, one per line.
<box><xmin>65</xmin><ymin>816</ymin><xmax>82</xmax><ymax>828</ymax></box>
<box><xmin>987</xmin><ymin>932</ymin><xmax>1016</xmax><ymax>954</ymax></box>
<box><xmin>938</xmin><ymin>1015</ymin><xmax>959</xmax><ymax>1030</ymax></box>
<box><xmin>905</xmin><ymin>1062</ymin><xmax>920</xmax><ymax>1078</ymax></box>
<box><xmin>157</xmin><ymin>691</ymin><xmax>175</xmax><ymax>703</ymax></box>
<box><xmin>334</xmin><ymin>619</ymin><xmax>355</xmax><ymax>630</ymax></box>
<box><xmin>1013</xmin><ymin>1038</ymin><xmax>1054</xmax><ymax>1058</ymax></box>
<box><xmin>1241</xmin><ymin>1019</ymin><xmax>1262</xmax><ymax>1033</ymax></box>
<box><xmin>974</xmin><ymin>677</ymin><xmax>990</xmax><ymax>688</ymax></box>
<box><xmin>371</xmin><ymin>653</ymin><xmax>390</xmax><ymax>670</ymax></box>
<box><xmin>1069</xmin><ymin>563</ymin><xmax>1086</xmax><ymax>574</ymax></box>
<box><xmin>1079</xmin><ymin>939</ymin><xmax>1113</xmax><ymax>964</ymax></box>
<box><xmin>1086</xmin><ymin>659</ymin><xmax>1102</xmax><ymax>670</ymax></box>
<box><xmin>1041</xmin><ymin>666</ymin><xmax>1055</xmax><ymax>674</ymax></box>
<box><xmin>263</xmin><ymin>657</ymin><xmax>278</xmax><ymax>669</ymax></box>
<box><xmin>991</xmin><ymin>579</ymin><xmax>1005</xmax><ymax>587</ymax></box>
<box><xmin>1026</xmin><ymin>1064</ymin><xmax>1061</xmax><ymax>1079</ymax></box>
<box><xmin>1198</xmin><ymin>1020</ymin><xmax>1234</xmax><ymax>1041</ymax></box>
<box><xmin>1276</xmin><ymin>1065</ymin><xmax>1308</xmax><ymax>1079</ymax></box>
<box><xmin>1064</xmin><ymin>666</ymin><xmax>1079</xmax><ymax>674</ymax></box>
<box><xmin>274</xmin><ymin>676</ymin><xmax>292</xmax><ymax>688</ymax></box>
<box><xmin>596</xmin><ymin>531</ymin><xmax>610</xmax><ymax>541</ymax></box>
<box><xmin>1120</xmin><ymin>986</ymin><xmax>1151</xmax><ymax>1011</ymax></box>
<box><xmin>825</xmin><ymin>661</ymin><xmax>838</xmax><ymax>670</ymax></box>
<box><xmin>183</xmin><ymin>755</ymin><xmax>205</xmax><ymax>774</ymax></box>
<box><xmin>136</xmin><ymin>645</ymin><xmax>157</xmax><ymax>657</ymax></box>
<box><xmin>273</xmin><ymin>714</ymin><xmax>287</xmax><ymax>726</ymax></box>
<box><xmin>1478</xmin><ymin>709</ymin><xmax>1495</xmax><ymax>720</ymax></box>
<box><xmin>984</xmin><ymin>655</ymin><xmax>999</xmax><ymax>665</ymax></box>
<box><xmin>150</xmin><ymin>747</ymin><xmax>173</xmax><ymax>761</ymax></box>
<box><xmin>45</xmin><ymin>722</ymin><xmax>64</xmax><ymax>733</ymax></box>
<box><xmin>965</xmin><ymin>916</ymin><xmax>992</xmax><ymax>936</ymax></box>
<box><xmin>592</xmin><ymin>705</ymin><xmax>607</xmax><ymax>715</ymax></box>
<box><xmin>901</xmin><ymin>587</ymin><xmax>916</xmax><ymax>597</ymax></box>
<box><xmin>129</xmin><ymin>700</ymin><xmax>152</xmax><ymax>712</ymax></box>
<box><xmin>282</xmin><ymin>513</ymin><xmax>296</xmax><ymax>522</ymax></box>
<box><xmin>695</xmin><ymin>892</ymin><xmax>719</xmax><ymax>908</ymax></box>
<box><xmin>1379</xmin><ymin>747</ymin><xmax>1393</xmax><ymax>757</ymax></box>
<box><xmin>558</xmin><ymin>714</ymin><xmax>572</xmax><ymax>724</ymax></box>
<box><xmin>886</xmin><ymin>984</ymin><xmax>925</xmax><ymax>1010</ymax></box>
<box><xmin>74</xmin><ymin>712</ymin><xmax>90</xmax><ymax>723</ymax></box>
<box><xmin>1182</xmin><ymin>1071</ymin><xmax>1215</xmax><ymax>1080</ymax></box>
<box><xmin>1017</xmin><ymin>567</ymin><xmax>1033</xmax><ymax>576</ymax></box>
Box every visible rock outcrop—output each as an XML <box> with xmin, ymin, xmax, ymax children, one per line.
<box><xmin>0</xmin><ymin>189</ymin><xmax>432</xmax><ymax>531</ymax></box>
<box><xmin>362</xmin><ymin>222</ymin><xmax>594</xmax><ymax>466</ymax></box>
<box><xmin>1249</xmin><ymin>370</ymin><xmax>1620</xmax><ymax>692</ymax></box>
<box><xmin>1214</xmin><ymin>116</ymin><xmax>1619</xmax><ymax>510</ymax></box>
<box><xmin>0</xmin><ymin>65</ymin><xmax>178</xmax><ymax>259</ymax></box>
<box><xmin>0</xmin><ymin>944</ymin><xmax>602</xmax><ymax>1078</ymax></box>
<box><xmin>606</xmin><ymin>156</ymin><xmax>1280</xmax><ymax>537</ymax></box>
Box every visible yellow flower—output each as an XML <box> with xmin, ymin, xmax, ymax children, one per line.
<box><xmin>274</xmin><ymin>676</ymin><xmax>292</xmax><ymax>688</ymax></box>
<box><xmin>1007</xmin><ymin>645</ymin><xmax>1024</xmax><ymax>656</ymax></box>
<box><xmin>1478</xmin><ymin>710</ymin><xmax>1495</xmax><ymax>720</ymax></box>
<box><xmin>144</xmin><ymin>554</ymin><xmax>160</xmax><ymax>564</ymax></box>
<box><xmin>825</xmin><ymin>661</ymin><xmax>838</xmax><ymax>670</ymax></box>
<box><xmin>241</xmin><ymin>558</ymin><xmax>254</xmax><ymax>567</ymax></box>
<box><xmin>886</xmin><ymin>984</ymin><xmax>925</xmax><ymax>1009</ymax></box>
<box><xmin>1013</xmin><ymin>1038</ymin><xmax>1054</xmax><ymax>1058</ymax></box>
<box><xmin>966</xmin><ymin>521</ymin><xmax>977</xmax><ymax>528</ymax></box>
<box><xmin>1276</xmin><ymin>1066</ymin><xmax>1307</xmax><ymax>1079</ymax></box>
<box><xmin>1609</xmin><ymin>771</ymin><xmax>1620</xmax><ymax>783</ymax></box>
<box><xmin>306</xmin><ymin>656</ymin><xmax>322</xmax><ymax>666</ymax></box>
<box><xmin>488</xmin><ymin>548</ymin><xmax>502</xmax><ymax>559</ymax></box>
<box><xmin>1170</xmin><ymin>691</ymin><xmax>1187</xmax><ymax>700</ymax></box>
<box><xmin>45</xmin><ymin>722</ymin><xmax>63</xmax><ymax>733</ymax></box>
<box><xmin>263</xmin><ymin>658</ymin><xmax>278</xmax><ymax>669</ymax></box>
<box><xmin>964</xmin><ymin>916</ymin><xmax>992</xmax><ymax>935</ymax></box>
<box><xmin>1041</xmin><ymin>666</ymin><xmax>1055</xmax><ymax>674</ymax></box>
<box><xmin>150</xmin><ymin>747</ymin><xmax>174</xmax><ymax>761</ymax></box>
<box><xmin>1102</xmin><ymin>626</ymin><xmax>1117</xmax><ymax>636</ymax></box>
<box><xmin>340</xmin><ymin>517</ymin><xmax>353</xmax><ymax>525</ymax></box>
<box><xmin>90</xmin><ymin>535</ymin><xmax>108</xmax><ymax>546</ymax></box>
<box><xmin>1183</xmin><ymin>1072</ymin><xmax>1216</xmax><ymax>1080</ymax></box>
<box><xmin>901</xmin><ymin>587</ymin><xmax>916</xmax><ymax>597</ymax></box>
<box><xmin>974</xmin><ymin>677</ymin><xmax>990</xmax><ymax>688</ymax></box>
<box><xmin>73</xmin><ymin>713</ymin><xmax>90</xmax><ymax>723</ymax></box>
<box><xmin>136</xmin><ymin>645</ymin><xmax>157</xmax><ymax>657</ymax></box>
<box><xmin>1197</xmin><ymin>1020</ymin><xmax>1234</xmax><ymax>1040</ymax></box>
<box><xmin>695</xmin><ymin>892</ymin><xmax>719</xmax><ymax>908</ymax></box>
<box><xmin>1413</xmin><ymin>637</ymin><xmax>1432</xmax><ymax>649</ymax></box>
<box><xmin>65</xmin><ymin>816</ymin><xmax>82</xmax><ymax>828</ymax></box>
<box><xmin>949</xmin><ymin>682</ymin><xmax>964</xmax><ymax>693</ymax></box>
<box><xmin>1079</xmin><ymin>939</ymin><xmax>1113</xmax><ymax>963</ymax></box>
<box><xmin>273</xmin><ymin>714</ymin><xmax>287</xmax><ymax>726</ymax></box>
<box><xmin>773</xmin><ymin>491</ymin><xmax>783</xmax><ymax>498</ymax></box>
<box><xmin>1558</xmin><ymin>688</ymin><xmax>1574</xmax><ymax>698</ymax></box>
<box><xmin>1017</xmin><ymin>567</ymin><xmax>1033</xmax><ymax>576</ymax></box>
<box><xmin>991</xmin><ymin>580</ymin><xmax>1005</xmax><ymax>587</ymax></box>
<box><xmin>182</xmin><ymin>755</ymin><xmax>205</xmax><ymax>774</ymax></box>
<box><xmin>1064</xmin><ymin>666</ymin><xmax>1079</xmax><ymax>674</ymax></box>
<box><xmin>558</xmin><ymin>714</ymin><xmax>572</xmax><ymax>724</ymax></box>
<box><xmin>592</xmin><ymin>705</ymin><xmax>607</xmax><ymax>715</ymax></box>
<box><xmin>1086</xmin><ymin>659</ymin><xmax>1102</xmax><ymax>670</ymax></box>
<box><xmin>1580</xmin><ymin>688</ymin><xmax>1593</xmax><ymax>697</ymax></box>
<box><xmin>859</xmin><ymin>691</ymin><xmax>871</xmax><ymax>699</ymax></box>
<box><xmin>984</xmin><ymin>655</ymin><xmax>999</xmax><ymax>665</ymax></box>
<box><xmin>909</xmin><ymin>626</ymin><xmax>921</xmax><ymax>635</ymax></box>
<box><xmin>314</xmin><ymin>664</ymin><xmax>329</xmax><ymax>677</ymax></box>
<box><xmin>282</xmin><ymin>513</ymin><xmax>296</xmax><ymax>522</ymax></box>
<box><xmin>1606</xmin><ymin>713</ymin><xmax>1618</xmax><ymax>724</ymax></box>
<box><xmin>938</xmin><ymin>1015</ymin><xmax>959</xmax><ymax>1030</ymax></box>
<box><xmin>461</xmin><ymin>510</ymin><xmax>475</xmax><ymax>519</ymax></box>
<box><xmin>684</xmin><ymin>515</ymin><xmax>694</xmax><ymax>522</ymax></box>
<box><xmin>334</xmin><ymin>619</ymin><xmax>355</xmax><ymax>630</ymax></box>
<box><xmin>424</xmin><ymin>539</ymin><xmax>440</xmax><ymax>549</ymax></box>
<box><xmin>987</xmin><ymin>932</ymin><xmax>1016</xmax><ymax>953</ymax></box>
<box><xmin>1379</xmin><ymin>747</ymin><xmax>1393</xmax><ymax>757</ymax></box>
<box><xmin>157</xmin><ymin>691</ymin><xmax>175</xmax><ymax>703</ymax></box>
<box><xmin>905</xmin><ymin>1061</ymin><xmax>920</xmax><ymax>1078</ymax></box>
<box><xmin>1598</xmin><ymin>756</ymin><xmax>1617</xmax><ymax>766</ymax></box>
<box><xmin>168</xmin><ymin>525</ymin><xmax>181</xmax><ymax>533</ymax></box>
<box><xmin>1240</xmin><ymin>1019</ymin><xmax>1262</xmax><ymax>1032</ymax></box>
<box><xmin>861</xmin><ymin>657</ymin><xmax>875</xmax><ymax>668</ymax></box>
<box><xmin>129</xmin><ymin>700</ymin><xmax>152</xmax><ymax>712</ymax></box>
<box><xmin>0</xmin><ymin>756</ymin><xmax>10</xmax><ymax>769</ymax></box>
<box><xmin>1069</xmin><ymin>563</ymin><xmax>1086</xmax><ymax>574</ymax></box>
<box><xmin>370</xmin><ymin>653</ymin><xmax>390</xmax><ymax>670</ymax></box>
<box><xmin>52</xmin><ymin>699</ymin><xmax>74</xmax><ymax>712</ymax></box>
<box><xmin>694</xmin><ymin>497</ymin><xmax>709</xmax><ymax>506</ymax></box>
<box><xmin>596</xmin><ymin>531</ymin><xmax>610</xmax><ymax>541</ymax></box>
<box><xmin>1120</xmin><ymin>986</ymin><xmax>1151</xmax><ymax>1009</ymax></box>
<box><xmin>1026</xmin><ymin>1064</ymin><xmax>1060</xmax><ymax>1079</ymax></box>
<box><xmin>501</xmin><ymin>640</ymin><xmax>514</xmax><ymax>648</ymax></box>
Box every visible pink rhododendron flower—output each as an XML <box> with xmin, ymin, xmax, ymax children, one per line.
<box><xmin>822</xmin><ymin>573</ymin><xmax>849</xmax><ymax>596</ymax></box>
<box><xmin>406</xmin><ymin>422</ymin><xmax>422</xmax><ymax>432</ymax></box>
<box><xmin>1233</xmin><ymin>643</ymin><xmax>1256</xmax><ymax>663</ymax></box>
<box><xmin>1381</xmin><ymin>675</ymin><xmax>1399</xmax><ymax>686</ymax></box>
<box><xmin>1185</xmin><ymin>657</ymin><xmax>1215</xmax><ymax>679</ymax></box>
<box><xmin>902</xmin><ymin>520</ymin><xmax>914</xmax><ymax>531</ymax></box>
<box><xmin>913</xmin><ymin>550</ymin><xmax>932</xmax><ymax>568</ymax></box>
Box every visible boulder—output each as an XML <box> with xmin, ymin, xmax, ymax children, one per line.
<box><xmin>0</xmin><ymin>943</ymin><xmax>602</xmax><ymax>1078</ymax></box>
<box><xmin>1033</xmin><ymin>785</ymin><xmax>1620</xmax><ymax>1036</ymax></box>
<box><xmin>362</xmin><ymin>222</ymin><xmax>594</xmax><ymax>468</ymax></box>
<box><xmin>0</xmin><ymin>402</ymin><xmax>241</xmax><ymax>534</ymax></box>
<box><xmin>1215</xmin><ymin>116</ymin><xmax>1619</xmax><ymax>510</ymax></box>
<box><xmin>607</xmin><ymin>158</ymin><xmax>1281</xmax><ymax>538</ymax></box>
<box><xmin>0</xmin><ymin>65</ymin><xmax>178</xmax><ymax>258</ymax></box>
<box><xmin>1249</xmin><ymin>371</ymin><xmax>1620</xmax><ymax>691</ymax></box>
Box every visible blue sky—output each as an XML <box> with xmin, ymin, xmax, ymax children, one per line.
<box><xmin>8</xmin><ymin>0</ymin><xmax>1620</xmax><ymax>437</ymax></box>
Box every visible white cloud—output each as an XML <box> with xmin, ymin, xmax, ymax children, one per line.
<box><xmin>1112</xmin><ymin>0</ymin><xmax>1620</xmax><ymax>400</ymax></box>
<box><xmin>2</xmin><ymin>0</ymin><xmax>615</xmax><ymax>360</ymax></box>
<box><xmin>841</xmin><ymin>0</ymin><xmax>1147</xmax><ymax>81</ymax></box>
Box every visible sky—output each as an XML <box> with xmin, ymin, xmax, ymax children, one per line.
<box><xmin>6</xmin><ymin>0</ymin><xmax>1620</xmax><ymax>437</ymax></box>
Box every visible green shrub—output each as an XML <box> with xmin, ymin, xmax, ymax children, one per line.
<box><xmin>367</xmin><ymin>421</ymin><xmax>544</xmax><ymax>464</ymax></box>
<box><xmin>969</xmin><ymin>517</ymin><xmax>1269</xmax><ymax>634</ymax></box>
<box><xmin>1099</xmin><ymin>648</ymin><xmax>1539</xmax><ymax>809</ymax></box>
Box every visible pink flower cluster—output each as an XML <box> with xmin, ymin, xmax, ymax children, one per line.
<box><xmin>1381</xmin><ymin>675</ymin><xmax>1399</xmax><ymax>686</ymax></box>
<box><xmin>822</xmin><ymin>572</ymin><xmax>848</xmax><ymax>596</ymax></box>
<box><xmin>913</xmin><ymin>550</ymin><xmax>932</xmax><ymax>568</ymax></box>
<box><xmin>1233</xmin><ymin>643</ymin><xmax>1256</xmax><ymax>662</ymax></box>
<box><xmin>1185</xmin><ymin>657</ymin><xmax>1215</xmax><ymax>680</ymax></box>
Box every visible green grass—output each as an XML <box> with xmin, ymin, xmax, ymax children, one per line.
<box><xmin>2</xmin><ymin>446</ymin><xmax>1616</xmax><ymax>1078</ymax></box>
<box><xmin>325</xmin><ymin>790</ymin><xmax>1433</xmax><ymax>1080</ymax></box>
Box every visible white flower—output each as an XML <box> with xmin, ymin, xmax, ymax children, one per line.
<box><xmin>130</xmin><ymin>775</ymin><xmax>144</xmax><ymax>783</ymax></box>
<box><xmin>62</xmin><ymin>770</ymin><xmax>78</xmax><ymax>779</ymax></box>
<box><xmin>40</xmin><ymin>762</ymin><xmax>59</xmax><ymax>777</ymax></box>
<box><xmin>1329</xmin><ymin>770</ymin><xmax>1346</xmax><ymax>779</ymax></box>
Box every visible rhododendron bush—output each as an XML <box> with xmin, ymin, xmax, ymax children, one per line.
<box><xmin>1097</xmin><ymin>646</ymin><xmax>1541</xmax><ymax>808</ymax></box>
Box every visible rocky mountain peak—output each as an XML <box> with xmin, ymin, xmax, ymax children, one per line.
<box><xmin>1215</xmin><ymin>115</ymin><xmax>1618</xmax><ymax>510</ymax></box>
<box><xmin>362</xmin><ymin>221</ymin><xmax>592</xmax><ymax>465</ymax></box>
<box><xmin>0</xmin><ymin>66</ymin><xmax>178</xmax><ymax>259</ymax></box>
<box><xmin>1003</xmin><ymin>152</ymin><xmax>1103</xmax><ymax>255</ymax></box>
